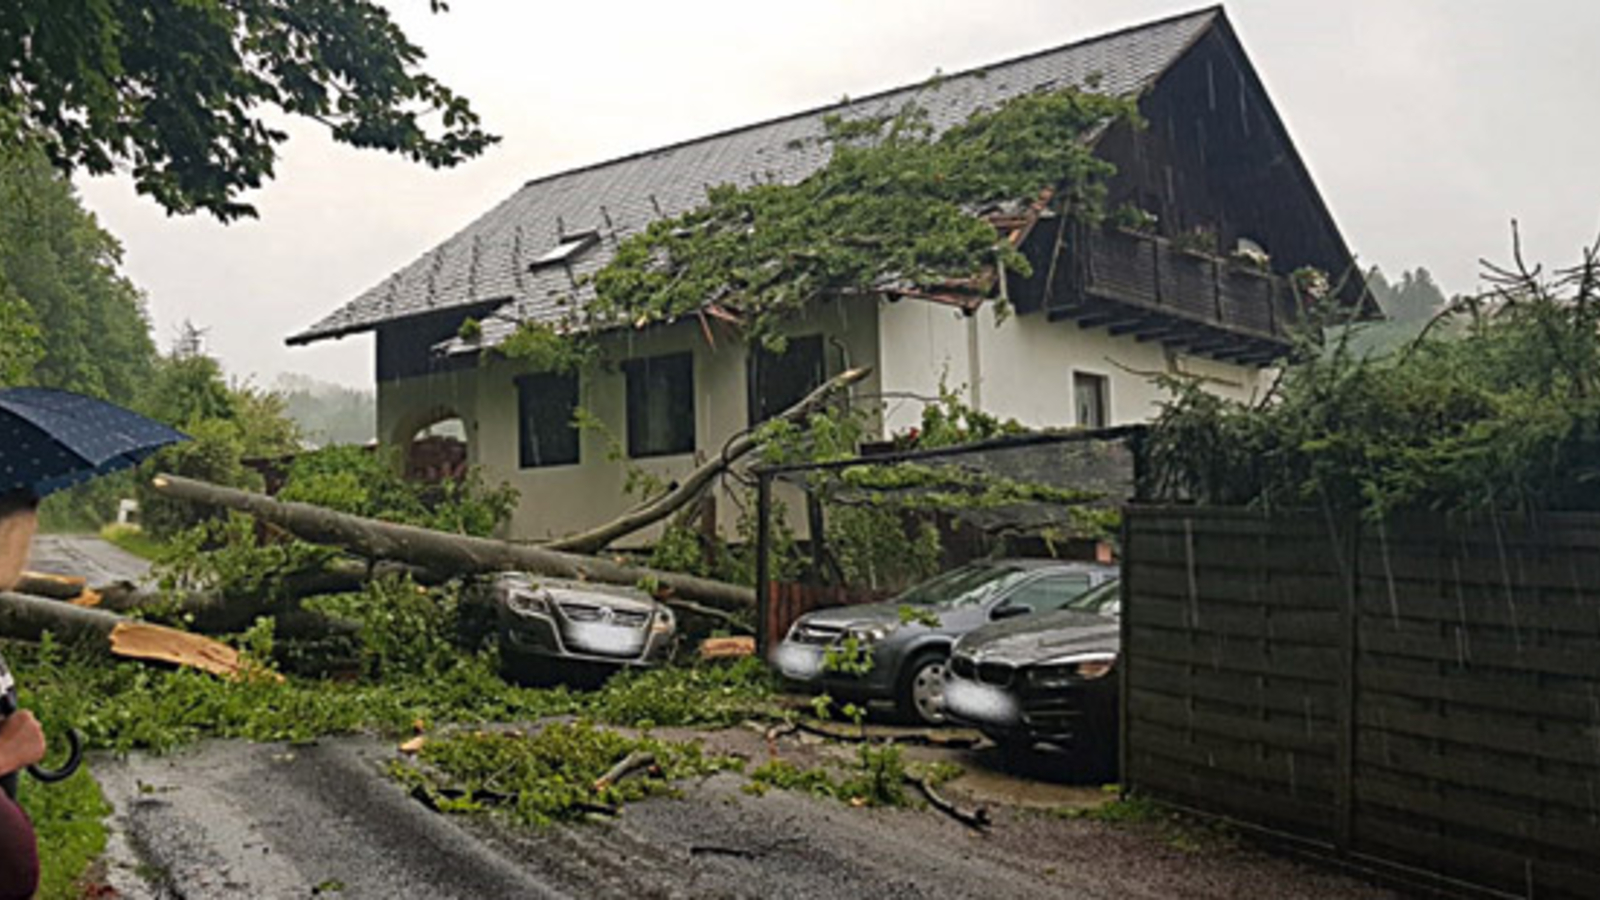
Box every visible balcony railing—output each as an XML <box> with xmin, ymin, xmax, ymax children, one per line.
<box><xmin>1044</xmin><ymin>225</ymin><xmax>1302</xmax><ymax>365</ymax></box>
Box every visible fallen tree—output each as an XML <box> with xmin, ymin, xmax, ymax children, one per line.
<box><xmin>0</xmin><ymin>591</ymin><xmax>257</xmax><ymax>678</ymax></box>
<box><xmin>544</xmin><ymin>367</ymin><xmax>870</xmax><ymax>554</ymax></box>
<box><xmin>149</xmin><ymin>475</ymin><xmax>757</xmax><ymax>611</ymax></box>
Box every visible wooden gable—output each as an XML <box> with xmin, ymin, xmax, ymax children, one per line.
<box><xmin>1012</xmin><ymin>12</ymin><xmax>1370</xmax><ymax>365</ymax></box>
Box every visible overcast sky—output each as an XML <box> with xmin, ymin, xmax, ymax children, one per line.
<box><xmin>76</xmin><ymin>0</ymin><xmax>1600</xmax><ymax>389</ymax></box>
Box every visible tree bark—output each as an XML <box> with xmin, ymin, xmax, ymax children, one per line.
<box><xmin>544</xmin><ymin>367</ymin><xmax>871</xmax><ymax>554</ymax></box>
<box><xmin>0</xmin><ymin>591</ymin><xmax>252</xmax><ymax>677</ymax></box>
<box><xmin>148</xmin><ymin>475</ymin><xmax>757</xmax><ymax>611</ymax></box>
<box><xmin>13</xmin><ymin>572</ymin><xmax>87</xmax><ymax>601</ymax></box>
<box><xmin>90</xmin><ymin>584</ymin><xmax>359</xmax><ymax>640</ymax></box>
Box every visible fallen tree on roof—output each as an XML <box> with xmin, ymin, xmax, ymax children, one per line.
<box><xmin>148</xmin><ymin>474</ymin><xmax>757</xmax><ymax>611</ymax></box>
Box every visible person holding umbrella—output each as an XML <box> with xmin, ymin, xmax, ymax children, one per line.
<box><xmin>0</xmin><ymin>489</ymin><xmax>46</xmax><ymax>899</ymax></box>
<box><xmin>0</xmin><ymin>388</ymin><xmax>187</xmax><ymax>899</ymax></box>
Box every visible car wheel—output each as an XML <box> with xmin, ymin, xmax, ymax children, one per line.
<box><xmin>898</xmin><ymin>653</ymin><xmax>950</xmax><ymax>725</ymax></box>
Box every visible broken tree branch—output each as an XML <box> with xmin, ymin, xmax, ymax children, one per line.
<box><xmin>149</xmin><ymin>475</ymin><xmax>757</xmax><ymax>611</ymax></box>
<box><xmin>906</xmin><ymin>775</ymin><xmax>990</xmax><ymax>830</ymax></box>
<box><xmin>0</xmin><ymin>591</ymin><xmax>255</xmax><ymax>678</ymax></box>
<box><xmin>593</xmin><ymin>750</ymin><xmax>657</xmax><ymax>791</ymax></box>
<box><xmin>544</xmin><ymin>367</ymin><xmax>871</xmax><ymax>554</ymax></box>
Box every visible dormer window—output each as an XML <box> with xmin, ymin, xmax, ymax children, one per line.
<box><xmin>530</xmin><ymin>231</ymin><xmax>599</xmax><ymax>269</ymax></box>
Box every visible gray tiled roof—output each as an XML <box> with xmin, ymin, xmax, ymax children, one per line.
<box><xmin>286</xmin><ymin>7</ymin><xmax>1220</xmax><ymax>352</ymax></box>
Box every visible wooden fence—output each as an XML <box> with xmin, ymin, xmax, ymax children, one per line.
<box><xmin>761</xmin><ymin>582</ymin><xmax>888</xmax><ymax>650</ymax></box>
<box><xmin>1123</xmin><ymin>507</ymin><xmax>1600</xmax><ymax>899</ymax></box>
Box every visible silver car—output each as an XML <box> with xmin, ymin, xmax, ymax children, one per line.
<box><xmin>772</xmin><ymin>560</ymin><xmax>1118</xmax><ymax>724</ymax></box>
<box><xmin>483</xmin><ymin>572</ymin><xmax>677</xmax><ymax>684</ymax></box>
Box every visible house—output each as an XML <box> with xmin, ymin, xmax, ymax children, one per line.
<box><xmin>287</xmin><ymin>6</ymin><xmax>1367</xmax><ymax>543</ymax></box>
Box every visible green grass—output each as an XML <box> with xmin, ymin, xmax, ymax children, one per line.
<box><xmin>20</xmin><ymin>768</ymin><xmax>111</xmax><ymax>899</ymax></box>
<box><xmin>98</xmin><ymin>523</ymin><xmax>167</xmax><ymax>561</ymax></box>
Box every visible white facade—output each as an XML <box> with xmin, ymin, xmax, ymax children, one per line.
<box><xmin>377</xmin><ymin>297</ymin><xmax>1266</xmax><ymax>543</ymax></box>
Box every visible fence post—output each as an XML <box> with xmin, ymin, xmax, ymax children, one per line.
<box><xmin>755</xmin><ymin>470</ymin><xmax>774</xmax><ymax>657</ymax></box>
<box><xmin>1334</xmin><ymin>514</ymin><xmax>1360</xmax><ymax>853</ymax></box>
<box><xmin>1118</xmin><ymin>508</ymin><xmax>1134</xmax><ymax>797</ymax></box>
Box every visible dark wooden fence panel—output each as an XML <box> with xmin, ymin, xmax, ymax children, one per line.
<box><xmin>1125</xmin><ymin>509</ymin><xmax>1348</xmax><ymax>841</ymax></box>
<box><xmin>1125</xmin><ymin>508</ymin><xmax>1600</xmax><ymax>899</ymax></box>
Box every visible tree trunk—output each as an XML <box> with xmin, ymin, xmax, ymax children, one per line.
<box><xmin>13</xmin><ymin>572</ymin><xmax>87</xmax><ymax>601</ymax></box>
<box><xmin>90</xmin><ymin>584</ymin><xmax>359</xmax><ymax>640</ymax></box>
<box><xmin>544</xmin><ymin>366</ymin><xmax>870</xmax><ymax>554</ymax></box>
<box><xmin>0</xmin><ymin>591</ymin><xmax>253</xmax><ymax>678</ymax></box>
<box><xmin>148</xmin><ymin>475</ymin><xmax>757</xmax><ymax>611</ymax></box>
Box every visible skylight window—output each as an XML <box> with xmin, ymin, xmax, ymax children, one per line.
<box><xmin>530</xmin><ymin>230</ymin><xmax>599</xmax><ymax>269</ymax></box>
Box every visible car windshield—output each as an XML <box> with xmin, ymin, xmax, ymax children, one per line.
<box><xmin>1060</xmin><ymin>579</ymin><xmax>1121</xmax><ymax>615</ymax></box>
<box><xmin>894</xmin><ymin>564</ymin><xmax>1031</xmax><ymax>609</ymax></box>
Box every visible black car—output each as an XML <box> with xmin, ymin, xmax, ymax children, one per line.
<box><xmin>771</xmin><ymin>560</ymin><xmax>1117</xmax><ymax>724</ymax></box>
<box><xmin>943</xmin><ymin>578</ymin><xmax>1121</xmax><ymax>775</ymax></box>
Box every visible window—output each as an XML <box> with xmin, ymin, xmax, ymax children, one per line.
<box><xmin>530</xmin><ymin>231</ymin><xmax>599</xmax><ymax>269</ymax></box>
<box><xmin>1075</xmin><ymin>372</ymin><xmax>1109</xmax><ymax>428</ymax></box>
<box><xmin>625</xmin><ymin>353</ymin><xmax>695</xmax><ymax>458</ymax></box>
<box><xmin>748</xmin><ymin>334</ymin><xmax>825</xmax><ymax>425</ymax></box>
<box><xmin>516</xmin><ymin>372</ymin><xmax>579</xmax><ymax>468</ymax></box>
<box><xmin>1003</xmin><ymin>574</ymin><xmax>1094</xmax><ymax>613</ymax></box>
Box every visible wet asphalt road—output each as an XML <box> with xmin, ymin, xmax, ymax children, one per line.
<box><xmin>93</xmin><ymin>738</ymin><xmax>559</xmax><ymax>898</ymax></box>
<box><xmin>90</xmin><ymin>734</ymin><xmax>1401</xmax><ymax>900</ymax></box>
<box><xmin>28</xmin><ymin>534</ymin><xmax>152</xmax><ymax>586</ymax></box>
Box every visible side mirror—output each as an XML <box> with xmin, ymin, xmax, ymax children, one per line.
<box><xmin>991</xmin><ymin>605</ymin><xmax>1030</xmax><ymax>621</ymax></box>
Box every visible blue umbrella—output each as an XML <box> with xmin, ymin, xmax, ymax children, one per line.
<box><xmin>0</xmin><ymin>387</ymin><xmax>190</xmax><ymax>498</ymax></box>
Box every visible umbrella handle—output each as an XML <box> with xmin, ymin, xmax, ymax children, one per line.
<box><xmin>25</xmin><ymin>728</ymin><xmax>83</xmax><ymax>784</ymax></box>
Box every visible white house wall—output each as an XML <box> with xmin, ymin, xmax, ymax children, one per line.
<box><xmin>378</xmin><ymin>299</ymin><xmax>882</xmax><ymax>544</ymax></box>
<box><xmin>875</xmin><ymin>299</ymin><xmax>1267</xmax><ymax>433</ymax></box>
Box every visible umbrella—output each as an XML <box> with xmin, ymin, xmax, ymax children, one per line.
<box><xmin>0</xmin><ymin>387</ymin><xmax>190</xmax><ymax>498</ymax></box>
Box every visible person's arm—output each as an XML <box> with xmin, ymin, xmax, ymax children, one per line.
<box><xmin>0</xmin><ymin>491</ymin><xmax>39</xmax><ymax>593</ymax></box>
<box><xmin>0</xmin><ymin>712</ymin><xmax>45</xmax><ymax>777</ymax></box>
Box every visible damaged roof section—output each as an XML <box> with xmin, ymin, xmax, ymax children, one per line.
<box><xmin>285</xmin><ymin>7</ymin><xmax>1223</xmax><ymax>352</ymax></box>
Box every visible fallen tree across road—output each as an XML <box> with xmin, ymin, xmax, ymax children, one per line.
<box><xmin>148</xmin><ymin>474</ymin><xmax>758</xmax><ymax>612</ymax></box>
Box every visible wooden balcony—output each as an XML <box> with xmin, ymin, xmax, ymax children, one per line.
<box><xmin>1043</xmin><ymin>225</ymin><xmax>1301</xmax><ymax>366</ymax></box>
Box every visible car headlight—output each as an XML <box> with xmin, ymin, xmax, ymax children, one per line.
<box><xmin>505</xmin><ymin>588</ymin><xmax>551</xmax><ymax>616</ymax></box>
<box><xmin>847</xmin><ymin>622</ymin><xmax>898</xmax><ymax>644</ymax></box>
<box><xmin>651</xmin><ymin>608</ymin><xmax>675</xmax><ymax>635</ymax></box>
<box><xmin>1025</xmin><ymin>652</ymin><xmax>1117</xmax><ymax>687</ymax></box>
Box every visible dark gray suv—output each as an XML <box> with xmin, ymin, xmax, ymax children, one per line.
<box><xmin>771</xmin><ymin>560</ymin><xmax>1117</xmax><ymax>724</ymax></box>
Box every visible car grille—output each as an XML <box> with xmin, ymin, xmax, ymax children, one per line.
<box><xmin>949</xmin><ymin>654</ymin><xmax>977</xmax><ymax>680</ymax></box>
<box><xmin>558</xmin><ymin>602</ymin><xmax>650</xmax><ymax>629</ymax></box>
<box><xmin>790</xmin><ymin>623</ymin><xmax>844</xmax><ymax>645</ymax></box>
<box><xmin>977</xmin><ymin>661</ymin><xmax>1016</xmax><ymax>688</ymax></box>
<box><xmin>1020</xmin><ymin>692</ymin><xmax>1083</xmax><ymax>734</ymax></box>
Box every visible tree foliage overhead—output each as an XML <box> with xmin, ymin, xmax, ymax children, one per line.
<box><xmin>559</xmin><ymin>87</ymin><xmax>1137</xmax><ymax>352</ymax></box>
<box><xmin>1146</xmin><ymin>235</ymin><xmax>1600</xmax><ymax>518</ymax></box>
<box><xmin>0</xmin><ymin>0</ymin><xmax>496</xmax><ymax>220</ymax></box>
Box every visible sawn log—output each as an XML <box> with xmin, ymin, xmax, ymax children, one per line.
<box><xmin>0</xmin><ymin>590</ymin><xmax>257</xmax><ymax>678</ymax></box>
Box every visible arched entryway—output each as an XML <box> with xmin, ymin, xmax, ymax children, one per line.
<box><xmin>390</xmin><ymin>405</ymin><xmax>470</xmax><ymax>484</ymax></box>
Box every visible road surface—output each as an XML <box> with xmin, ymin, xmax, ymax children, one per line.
<box><xmin>88</xmin><ymin>732</ymin><xmax>1400</xmax><ymax>900</ymax></box>
<box><xmin>29</xmin><ymin>533</ymin><xmax>152</xmax><ymax>586</ymax></box>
